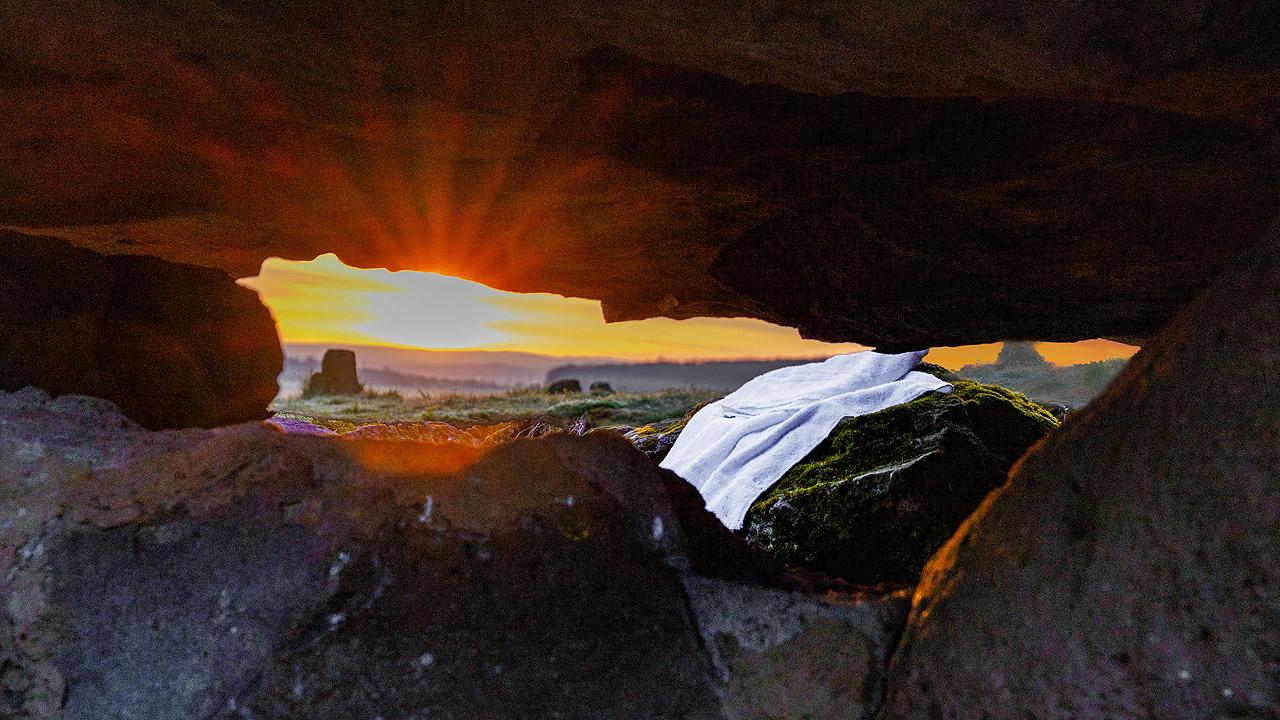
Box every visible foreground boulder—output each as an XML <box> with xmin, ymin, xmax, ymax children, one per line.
<box><xmin>625</xmin><ymin>381</ymin><xmax>1057</xmax><ymax>585</ymax></box>
<box><xmin>0</xmin><ymin>230</ymin><xmax>282</xmax><ymax>429</ymax></box>
<box><xmin>879</xmin><ymin>236</ymin><xmax>1280</xmax><ymax>717</ymax></box>
<box><xmin>742</xmin><ymin>380</ymin><xmax>1058</xmax><ymax>585</ymax></box>
<box><xmin>0</xmin><ymin>388</ymin><xmax>907</xmax><ymax>720</ymax></box>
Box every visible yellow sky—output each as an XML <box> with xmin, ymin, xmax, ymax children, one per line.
<box><xmin>239</xmin><ymin>254</ymin><xmax>1138</xmax><ymax>367</ymax></box>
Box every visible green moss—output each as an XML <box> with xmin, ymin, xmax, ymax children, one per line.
<box><xmin>625</xmin><ymin>402</ymin><xmax>709</xmax><ymax>461</ymax></box>
<box><xmin>743</xmin><ymin>380</ymin><xmax>1058</xmax><ymax>585</ymax></box>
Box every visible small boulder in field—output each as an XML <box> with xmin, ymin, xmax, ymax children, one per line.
<box><xmin>547</xmin><ymin>378</ymin><xmax>581</xmax><ymax>394</ymax></box>
<box><xmin>589</xmin><ymin>381</ymin><xmax>613</xmax><ymax>394</ymax></box>
<box><xmin>742</xmin><ymin>380</ymin><xmax>1058</xmax><ymax>585</ymax></box>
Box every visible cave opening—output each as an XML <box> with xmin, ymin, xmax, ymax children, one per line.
<box><xmin>4</xmin><ymin>0</ymin><xmax>1277</xmax><ymax>715</ymax></box>
<box><xmin>233</xmin><ymin>252</ymin><xmax>1139</xmax><ymax>589</ymax></box>
<box><xmin>237</xmin><ymin>252</ymin><xmax>1136</xmax><ymax>407</ymax></box>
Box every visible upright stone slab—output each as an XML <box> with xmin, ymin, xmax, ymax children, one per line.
<box><xmin>879</xmin><ymin>236</ymin><xmax>1280</xmax><ymax>718</ymax></box>
<box><xmin>994</xmin><ymin>341</ymin><xmax>1048</xmax><ymax>366</ymax></box>
<box><xmin>319</xmin><ymin>349</ymin><xmax>360</xmax><ymax>395</ymax></box>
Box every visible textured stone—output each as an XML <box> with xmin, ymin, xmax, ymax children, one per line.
<box><xmin>878</xmin><ymin>235</ymin><xmax>1280</xmax><ymax>718</ymax></box>
<box><xmin>0</xmin><ymin>230</ymin><xmax>281</xmax><ymax>429</ymax></box>
<box><xmin>684</xmin><ymin>576</ymin><xmax>908</xmax><ymax>720</ymax></box>
<box><xmin>625</xmin><ymin>405</ymin><xmax>703</xmax><ymax>462</ymax></box>
<box><xmin>743</xmin><ymin>380</ymin><xmax>1058</xmax><ymax>585</ymax></box>
<box><xmin>0</xmin><ymin>390</ymin><xmax>905</xmax><ymax>720</ymax></box>
<box><xmin>2</xmin><ymin>2</ymin><xmax>1279</xmax><ymax>347</ymax></box>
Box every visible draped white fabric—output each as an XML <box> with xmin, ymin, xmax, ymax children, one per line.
<box><xmin>660</xmin><ymin>350</ymin><xmax>950</xmax><ymax>529</ymax></box>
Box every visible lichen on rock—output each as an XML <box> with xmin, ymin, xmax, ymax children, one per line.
<box><xmin>625</xmin><ymin>402</ymin><xmax>709</xmax><ymax>462</ymax></box>
<box><xmin>741</xmin><ymin>380</ymin><xmax>1058</xmax><ymax>585</ymax></box>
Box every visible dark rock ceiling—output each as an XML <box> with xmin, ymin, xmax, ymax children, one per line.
<box><xmin>2</xmin><ymin>1</ymin><xmax>1279</xmax><ymax>347</ymax></box>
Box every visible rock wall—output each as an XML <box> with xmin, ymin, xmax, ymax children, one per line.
<box><xmin>878</xmin><ymin>234</ymin><xmax>1280</xmax><ymax>717</ymax></box>
<box><xmin>0</xmin><ymin>388</ymin><xmax>907</xmax><ymax>720</ymax></box>
<box><xmin>0</xmin><ymin>231</ymin><xmax>282</xmax><ymax>429</ymax></box>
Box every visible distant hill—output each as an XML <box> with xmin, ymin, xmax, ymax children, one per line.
<box><xmin>279</xmin><ymin>343</ymin><xmax>625</xmax><ymax>397</ymax></box>
<box><xmin>278</xmin><ymin>356</ymin><xmax>512</xmax><ymax>397</ymax></box>
<box><xmin>545</xmin><ymin>359</ymin><xmax>830</xmax><ymax>392</ymax></box>
<box><xmin>545</xmin><ymin>344</ymin><xmax>1130</xmax><ymax>406</ymax></box>
<box><xmin>282</xmin><ymin>344</ymin><xmax>846</xmax><ymax>397</ymax></box>
<box><xmin>956</xmin><ymin>342</ymin><xmax>1127</xmax><ymax>408</ymax></box>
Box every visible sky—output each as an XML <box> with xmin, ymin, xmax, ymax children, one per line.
<box><xmin>239</xmin><ymin>254</ymin><xmax>1139</xmax><ymax>368</ymax></box>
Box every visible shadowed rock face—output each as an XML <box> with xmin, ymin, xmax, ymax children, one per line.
<box><xmin>0</xmin><ymin>231</ymin><xmax>281</xmax><ymax>429</ymax></box>
<box><xmin>878</xmin><ymin>234</ymin><xmax>1280</xmax><ymax>718</ymax></box>
<box><xmin>2</xmin><ymin>1</ymin><xmax>1279</xmax><ymax>347</ymax></box>
<box><xmin>0</xmin><ymin>389</ymin><xmax>907</xmax><ymax>720</ymax></box>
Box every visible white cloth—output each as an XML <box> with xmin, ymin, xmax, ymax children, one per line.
<box><xmin>660</xmin><ymin>350</ymin><xmax>950</xmax><ymax>529</ymax></box>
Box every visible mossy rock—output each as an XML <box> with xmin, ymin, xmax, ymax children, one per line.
<box><xmin>742</xmin><ymin>380</ymin><xmax>1058</xmax><ymax>585</ymax></box>
<box><xmin>624</xmin><ymin>403</ymin><xmax>708</xmax><ymax>462</ymax></box>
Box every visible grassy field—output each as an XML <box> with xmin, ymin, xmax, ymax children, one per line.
<box><xmin>270</xmin><ymin>387</ymin><xmax>722</xmax><ymax>432</ymax></box>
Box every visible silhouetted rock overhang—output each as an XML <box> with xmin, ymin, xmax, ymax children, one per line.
<box><xmin>0</xmin><ymin>231</ymin><xmax>282</xmax><ymax>429</ymax></box>
<box><xmin>2</xmin><ymin>1</ymin><xmax>1279</xmax><ymax>349</ymax></box>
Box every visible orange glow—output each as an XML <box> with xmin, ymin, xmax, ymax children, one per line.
<box><xmin>240</xmin><ymin>255</ymin><xmax>1139</xmax><ymax>365</ymax></box>
<box><xmin>1035</xmin><ymin>340</ymin><xmax>1139</xmax><ymax>366</ymax></box>
<box><xmin>924</xmin><ymin>344</ymin><xmax>1003</xmax><ymax>369</ymax></box>
<box><xmin>240</xmin><ymin>254</ymin><xmax>867</xmax><ymax>360</ymax></box>
<box><xmin>924</xmin><ymin>341</ymin><xmax>1137</xmax><ymax>368</ymax></box>
<box><xmin>346</xmin><ymin>439</ymin><xmax>485</xmax><ymax>477</ymax></box>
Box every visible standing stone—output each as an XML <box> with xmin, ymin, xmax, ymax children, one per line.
<box><xmin>878</xmin><ymin>235</ymin><xmax>1280</xmax><ymax>718</ymax></box>
<box><xmin>319</xmin><ymin>349</ymin><xmax>360</xmax><ymax>395</ymax></box>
